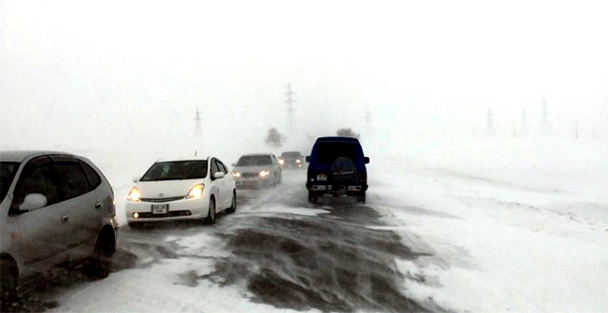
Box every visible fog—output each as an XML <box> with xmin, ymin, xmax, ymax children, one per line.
<box><xmin>2</xmin><ymin>0</ymin><xmax>607</xmax><ymax>162</ymax></box>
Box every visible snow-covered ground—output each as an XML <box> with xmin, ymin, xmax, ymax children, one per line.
<box><xmin>41</xmin><ymin>137</ymin><xmax>607</xmax><ymax>313</ymax></box>
<box><xmin>367</xmin><ymin>137</ymin><xmax>608</xmax><ymax>312</ymax></box>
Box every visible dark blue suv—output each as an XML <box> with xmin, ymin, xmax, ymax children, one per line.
<box><xmin>305</xmin><ymin>136</ymin><xmax>369</xmax><ymax>203</ymax></box>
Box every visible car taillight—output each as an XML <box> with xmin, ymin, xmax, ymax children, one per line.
<box><xmin>360</xmin><ymin>172</ymin><xmax>367</xmax><ymax>182</ymax></box>
<box><xmin>307</xmin><ymin>171</ymin><xmax>315</xmax><ymax>181</ymax></box>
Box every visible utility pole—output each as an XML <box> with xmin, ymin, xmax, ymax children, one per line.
<box><xmin>521</xmin><ymin>108</ymin><xmax>527</xmax><ymax>135</ymax></box>
<box><xmin>541</xmin><ymin>95</ymin><xmax>548</xmax><ymax>135</ymax></box>
<box><xmin>486</xmin><ymin>108</ymin><xmax>495</xmax><ymax>136</ymax></box>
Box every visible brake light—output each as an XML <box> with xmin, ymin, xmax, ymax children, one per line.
<box><xmin>307</xmin><ymin>171</ymin><xmax>315</xmax><ymax>181</ymax></box>
<box><xmin>360</xmin><ymin>171</ymin><xmax>367</xmax><ymax>182</ymax></box>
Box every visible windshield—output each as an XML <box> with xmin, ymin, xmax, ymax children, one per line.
<box><xmin>0</xmin><ymin>162</ymin><xmax>19</xmax><ymax>201</ymax></box>
<box><xmin>237</xmin><ymin>155</ymin><xmax>272</xmax><ymax>166</ymax></box>
<box><xmin>281</xmin><ymin>152</ymin><xmax>301</xmax><ymax>158</ymax></box>
<box><xmin>140</xmin><ymin>160</ymin><xmax>207</xmax><ymax>181</ymax></box>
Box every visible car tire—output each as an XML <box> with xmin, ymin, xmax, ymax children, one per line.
<box><xmin>225</xmin><ymin>191</ymin><xmax>237</xmax><ymax>214</ymax></box>
<box><xmin>0</xmin><ymin>259</ymin><xmax>18</xmax><ymax>310</ymax></box>
<box><xmin>308</xmin><ymin>191</ymin><xmax>318</xmax><ymax>204</ymax></box>
<box><xmin>203</xmin><ymin>198</ymin><xmax>216</xmax><ymax>225</ymax></box>
<box><xmin>83</xmin><ymin>234</ymin><xmax>114</xmax><ymax>280</ymax></box>
<box><xmin>356</xmin><ymin>192</ymin><xmax>366</xmax><ymax>204</ymax></box>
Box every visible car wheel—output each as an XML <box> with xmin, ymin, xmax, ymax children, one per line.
<box><xmin>308</xmin><ymin>191</ymin><xmax>318</xmax><ymax>204</ymax></box>
<box><xmin>226</xmin><ymin>191</ymin><xmax>236</xmax><ymax>214</ymax></box>
<box><xmin>203</xmin><ymin>198</ymin><xmax>216</xmax><ymax>225</ymax></box>
<box><xmin>356</xmin><ymin>192</ymin><xmax>366</xmax><ymax>204</ymax></box>
<box><xmin>0</xmin><ymin>259</ymin><xmax>18</xmax><ymax>310</ymax></box>
<box><xmin>83</xmin><ymin>232</ymin><xmax>115</xmax><ymax>280</ymax></box>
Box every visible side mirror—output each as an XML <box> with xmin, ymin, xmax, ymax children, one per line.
<box><xmin>132</xmin><ymin>176</ymin><xmax>140</xmax><ymax>183</ymax></box>
<box><xmin>214</xmin><ymin>172</ymin><xmax>225</xmax><ymax>179</ymax></box>
<box><xmin>364</xmin><ymin>157</ymin><xmax>370</xmax><ymax>164</ymax></box>
<box><xmin>305</xmin><ymin>156</ymin><xmax>310</xmax><ymax>162</ymax></box>
<box><xmin>20</xmin><ymin>193</ymin><xmax>47</xmax><ymax>211</ymax></box>
<box><xmin>231</xmin><ymin>163</ymin><xmax>237</xmax><ymax>167</ymax></box>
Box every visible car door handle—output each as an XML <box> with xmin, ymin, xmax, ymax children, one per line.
<box><xmin>95</xmin><ymin>202</ymin><xmax>102</xmax><ymax>210</ymax></box>
<box><xmin>61</xmin><ymin>215</ymin><xmax>69</xmax><ymax>223</ymax></box>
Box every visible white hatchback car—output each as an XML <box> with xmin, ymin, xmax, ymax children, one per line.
<box><xmin>125</xmin><ymin>156</ymin><xmax>236</xmax><ymax>228</ymax></box>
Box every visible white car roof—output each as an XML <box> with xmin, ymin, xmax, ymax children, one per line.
<box><xmin>0</xmin><ymin>150</ymin><xmax>71</xmax><ymax>162</ymax></box>
<box><xmin>155</xmin><ymin>156</ymin><xmax>211</xmax><ymax>162</ymax></box>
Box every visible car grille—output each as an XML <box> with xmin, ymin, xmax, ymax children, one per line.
<box><xmin>140</xmin><ymin>196</ymin><xmax>185</xmax><ymax>202</ymax></box>
<box><xmin>136</xmin><ymin>211</ymin><xmax>192</xmax><ymax>218</ymax></box>
<box><xmin>241</xmin><ymin>172</ymin><xmax>259</xmax><ymax>178</ymax></box>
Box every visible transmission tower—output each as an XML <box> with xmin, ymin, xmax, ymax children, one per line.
<box><xmin>286</xmin><ymin>83</ymin><xmax>295</xmax><ymax>116</ymax></box>
<box><xmin>194</xmin><ymin>107</ymin><xmax>202</xmax><ymax>136</ymax></box>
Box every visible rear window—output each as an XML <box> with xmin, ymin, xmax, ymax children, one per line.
<box><xmin>316</xmin><ymin>143</ymin><xmax>358</xmax><ymax>164</ymax></box>
<box><xmin>79</xmin><ymin>160</ymin><xmax>102</xmax><ymax>189</ymax></box>
<box><xmin>237</xmin><ymin>155</ymin><xmax>272</xmax><ymax>166</ymax></box>
<box><xmin>53</xmin><ymin>162</ymin><xmax>90</xmax><ymax>200</ymax></box>
<box><xmin>141</xmin><ymin>160</ymin><xmax>208</xmax><ymax>181</ymax></box>
<box><xmin>0</xmin><ymin>162</ymin><xmax>19</xmax><ymax>201</ymax></box>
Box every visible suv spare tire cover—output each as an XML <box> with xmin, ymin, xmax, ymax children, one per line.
<box><xmin>331</xmin><ymin>157</ymin><xmax>357</xmax><ymax>182</ymax></box>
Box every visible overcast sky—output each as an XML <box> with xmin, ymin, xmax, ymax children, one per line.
<box><xmin>1</xmin><ymin>0</ymin><xmax>607</xmax><ymax>155</ymax></box>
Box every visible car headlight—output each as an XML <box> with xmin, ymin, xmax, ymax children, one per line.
<box><xmin>296</xmin><ymin>159</ymin><xmax>301</xmax><ymax>163</ymax></box>
<box><xmin>187</xmin><ymin>184</ymin><xmax>204</xmax><ymax>199</ymax></box>
<box><xmin>127</xmin><ymin>187</ymin><xmax>140</xmax><ymax>201</ymax></box>
<box><xmin>278</xmin><ymin>159</ymin><xmax>285</xmax><ymax>165</ymax></box>
<box><xmin>232</xmin><ymin>172</ymin><xmax>241</xmax><ymax>178</ymax></box>
<box><xmin>259</xmin><ymin>170</ymin><xmax>270</xmax><ymax>177</ymax></box>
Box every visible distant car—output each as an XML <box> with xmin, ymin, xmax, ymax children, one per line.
<box><xmin>231</xmin><ymin>153</ymin><xmax>282</xmax><ymax>188</ymax></box>
<box><xmin>125</xmin><ymin>156</ymin><xmax>236</xmax><ymax>228</ymax></box>
<box><xmin>278</xmin><ymin>151</ymin><xmax>304</xmax><ymax>168</ymax></box>
<box><xmin>305</xmin><ymin>137</ymin><xmax>369</xmax><ymax>203</ymax></box>
<box><xmin>1</xmin><ymin>151</ymin><xmax>119</xmax><ymax>306</ymax></box>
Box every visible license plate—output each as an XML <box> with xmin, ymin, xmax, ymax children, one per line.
<box><xmin>317</xmin><ymin>174</ymin><xmax>327</xmax><ymax>181</ymax></box>
<box><xmin>151</xmin><ymin>204</ymin><xmax>168</xmax><ymax>214</ymax></box>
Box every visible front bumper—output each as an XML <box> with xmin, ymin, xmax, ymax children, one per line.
<box><xmin>234</xmin><ymin>176</ymin><xmax>274</xmax><ymax>188</ymax></box>
<box><xmin>125</xmin><ymin>197</ymin><xmax>209</xmax><ymax>223</ymax></box>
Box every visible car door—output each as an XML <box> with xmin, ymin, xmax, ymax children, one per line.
<box><xmin>216</xmin><ymin>159</ymin><xmax>231</xmax><ymax>208</ymax></box>
<box><xmin>50</xmin><ymin>155</ymin><xmax>102</xmax><ymax>261</ymax></box>
<box><xmin>210</xmin><ymin>158</ymin><xmax>228</xmax><ymax>209</ymax></box>
<box><xmin>10</xmin><ymin>156</ymin><xmax>71</xmax><ymax>271</ymax></box>
<box><xmin>271</xmin><ymin>154</ymin><xmax>281</xmax><ymax>179</ymax></box>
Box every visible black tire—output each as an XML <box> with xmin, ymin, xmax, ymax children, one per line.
<box><xmin>356</xmin><ymin>192</ymin><xmax>366</xmax><ymax>204</ymax></box>
<box><xmin>83</xmin><ymin>235</ymin><xmax>114</xmax><ymax>280</ymax></box>
<box><xmin>308</xmin><ymin>191</ymin><xmax>318</xmax><ymax>204</ymax></box>
<box><xmin>1</xmin><ymin>259</ymin><xmax>18</xmax><ymax>310</ymax></box>
<box><xmin>226</xmin><ymin>191</ymin><xmax>237</xmax><ymax>214</ymax></box>
<box><xmin>128</xmin><ymin>222</ymin><xmax>145</xmax><ymax>229</ymax></box>
<box><xmin>203</xmin><ymin>198</ymin><xmax>216</xmax><ymax>225</ymax></box>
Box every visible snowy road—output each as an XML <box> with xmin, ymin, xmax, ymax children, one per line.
<box><xmin>13</xmin><ymin>169</ymin><xmax>433</xmax><ymax>313</ymax></box>
<box><xmin>8</xmin><ymin>139</ymin><xmax>607</xmax><ymax>313</ymax></box>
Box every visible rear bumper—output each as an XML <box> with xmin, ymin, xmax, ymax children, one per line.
<box><xmin>306</xmin><ymin>182</ymin><xmax>367</xmax><ymax>194</ymax></box>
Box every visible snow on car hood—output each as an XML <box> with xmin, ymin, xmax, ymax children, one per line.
<box><xmin>135</xmin><ymin>179</ymin><xmax>202</xmax><ymax>198</ymax></box>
